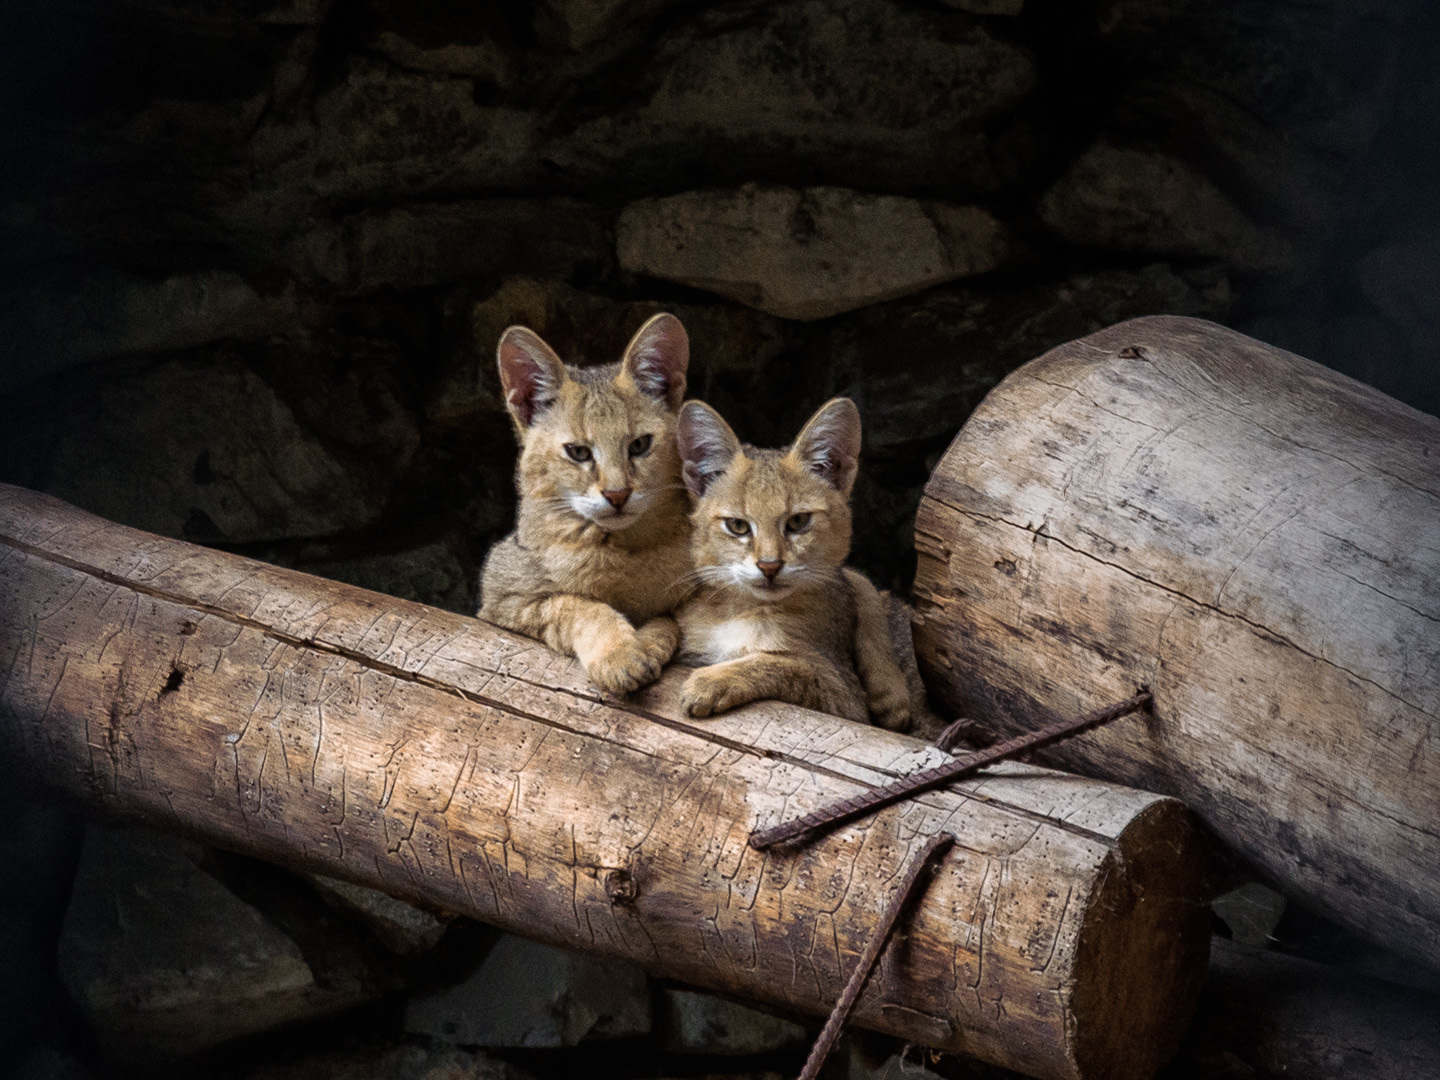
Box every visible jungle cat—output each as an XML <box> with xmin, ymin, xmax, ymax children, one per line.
<box><xmin>673</xmin><ymin>397</ymin><xmax>912</xmax><ymax>730</ymax></box>
<box><xmin>478</xmin><ymin>314</ymin><xmax>692</xmax><ymax>695</ymax></box>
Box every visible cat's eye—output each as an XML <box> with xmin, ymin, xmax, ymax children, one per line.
<box><xmin>722</xmin><ymin>518</ymin><xmax>751</xmax><ymax>538</ymax></box>
<box><xmin>628</xmin><ymin>434</ymin><xmax>653</xmax><ymax>457</ymax></box>
<box><xmin>564</xmin><ymin>443</ymin><xmax>592</xmax><ymax>463</ymax></box>
<box><xmin>785</xmin><ymin>512</ymin><xmax>813</xmax><ymax>535</ymax></box>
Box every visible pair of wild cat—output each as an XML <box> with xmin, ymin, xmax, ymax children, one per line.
<box><xmin>478</xmin><ymin>313</ymin><xmax>914</xmax><ymax>731</ymax></box>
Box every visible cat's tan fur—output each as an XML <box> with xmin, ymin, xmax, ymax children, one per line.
<box><xmin>673</xmin><ymin>397</ymin><xmax>911</xmax><ymax>729</ymax></box>
<box><xmin>478</xmin><ymin>314</ymin><xmax>692</xmax><ymax>694</ymax></box>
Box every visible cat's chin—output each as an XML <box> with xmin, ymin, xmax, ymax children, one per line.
<box><xmin>746</xmin><ymin>580</ymin><xmax>793</xmax><ymax>601</ymax></box>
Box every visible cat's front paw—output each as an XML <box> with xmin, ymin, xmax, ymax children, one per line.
<box><xmin>868</xmin><ymin>675</ymin><xmax>912</xmax><ymax>732</ymax></box>
<box><xmin>583</xmin><ymin>629</ymin><xmax>665</xmax><ymax>695</ymax></box>
<box><xmin>634</xmin><ymin>616</ymin><xmax>680</xmax><ymax>668</ymax></box>
<box><xmin>681</xmin><ymin>667</ymin><xmax>750</xmax><ymax>718</ymax></box>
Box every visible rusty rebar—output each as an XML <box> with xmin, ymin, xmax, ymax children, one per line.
<box><xmin>750</xmin><ymin>691</ymin><xmax>1152</xmax><ymax>850</ymax></box>
<box><xmin>796</xmin><ymin>832</ymin><xmax>955</xmax><ymax>1080</ymax></box>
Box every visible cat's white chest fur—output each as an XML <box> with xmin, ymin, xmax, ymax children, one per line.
<box><xmin>688</xmin><ymin>612</ymin><xmax>789</xmax><ymax>663</ymax></box>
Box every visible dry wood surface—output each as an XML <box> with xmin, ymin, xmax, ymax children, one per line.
<box><xmin>0</xmin><ymin>483</ymin><xmax>1209</xmax><ymax>1080</ymax></box>
<box><xmin>913</xmin><ymin>314</ymin><xmax>1440</xmax><ymax>973</ymax></box>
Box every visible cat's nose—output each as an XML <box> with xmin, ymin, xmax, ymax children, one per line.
<box><xmin>756</xmin><ymin>559</ymin><xmax>784</xmax><ymax>581</ymax></box>
<box><xmin>601</xmin><ymin>488</ymin><xmax>632</xmax><ymax>509</ymax></box>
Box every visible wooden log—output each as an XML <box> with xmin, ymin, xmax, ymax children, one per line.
<box><xmin>912</xmin><ymin>315</ymin><xmax>1440</xmax><ymax>973</ymax></box>
<box><xmin>0</xmin><ymin>483</ymin><xmax>1209</xmax><ymax>1080</ymax></box>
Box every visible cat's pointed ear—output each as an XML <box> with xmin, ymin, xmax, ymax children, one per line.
<box><xmin>497</xmin><ymin>326</ymin><xmax>566</xmax><ymax>429</ymax></box>
<box><xmin>790</xmin><ymin>397</ymin><xmax>861</xmax><ymax>495</ymax></box>
<box><xmin>677</xmin><ymin>401</ymin><xmax>741</xmax><ymax>497</ymax></box>
<box><xmin>618</xmin><ymin>313</ymin><xmax>688</xmax><ymax>411</ymax></box>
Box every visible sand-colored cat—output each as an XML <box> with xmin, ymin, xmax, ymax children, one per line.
<box><xmin>478</xmin><ymin>314</ymin><xmax>692</xmax><ymax>695</ymax></box>
<box><xmin>673</xmin><ymin>397</ymin><xmax>912</xmax><ymax>730</ymax></box>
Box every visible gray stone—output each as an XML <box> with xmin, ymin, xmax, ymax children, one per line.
<box><xmin>533</xmin><ymin>0</ymin><xmax>691</xmax><ymax>52</ymax></box>
<box><xmin>57</xmin><ymin>825</ymin><xmax>374</xmax><ymax>1062</ymax></box>
<box><xmin>243</xmin><ymin>1042</ymin><xmax>537</xmax><ymax>1080</ymax></box>
<box><xmin>617</xmin><ymin>185</ymin><xmax>1009</xmax><ymax>320</ymax></box>
<box><xmin>432</xmin><ymin>276</ymin><xmax>788</xmax><ymax>431</ymax></box>
<box><xmin>404</xmin><ymin>934</ymin><xmax>651</xmax><ymax>1047</ymax></box>
<box><xmin>367</xmin><ymin>4</ymin><xmax>516</xmax><ymax>85</ymax></box>
<box><xmin>1039</xmin><ymin>141</ymin><xmax>1295</xmax><ymax>273</ymax></box>
<box><xmin>291</xmin><ymin>199</ymin><xmax>606</xmax><ymax>294</ymax></box>
<box><xmin>939</xmin><ymin>0</ymin><xmax>1023</xmax><ymax>12</ymax></box>
<box><xmin>657</xmin><ymin>988</ymin><xmax>806</xmax><ymax>1055</ymax></box>
<box><xmin>819</xmin><ymin>262</ymin><xmax>1230</xmax><ymax>452</ymax></box>
<box><xmin>307</xmin><ymin>875</ymin><xmax>454</xmax><ymax>956</ymax></box>
<box><xmin>305</xmin><ymin>58</ymin><xmax>538</xmax><ymax>200</ymax></box>
<box><xmin>41</xmin><ymin>353</ymin><xmax>407</xmax><ymax>543</ymax></box>
<box><xmin>301</xmin><ymin>543</ymin><xmax>475</xmax><ymax>615</ymax></box>
<box><xmin>543</xmin><ymin>0</ymin><xmax>1035</xmax><ymax>192</ymax></box>
<box><xmin>1</xmin><ymin>271</ymin><xmax>300</xmax><ymax>386</ymax></box>
<box><xmin>1212</xmin><ymin>883</ymin><xmax>1286</xmax><ymax>947</ymax></box>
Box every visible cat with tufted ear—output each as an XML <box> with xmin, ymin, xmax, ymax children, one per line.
<box><xmin>672</xmin><ymin>397</ymin><xmax>913</xmax><ymax>729</ymax></box>
<box><xmin>478</xmin><ymin>313</ymin><xmax>693</xmax><ymax>695</ymax></box>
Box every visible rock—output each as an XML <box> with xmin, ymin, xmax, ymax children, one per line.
<box><xmin>431</xmin><ymin>277</ymin><xmax>788</xmax><ymax>432</ymax></box>
<box><xmin>57</xmin><ymin>825</ymin><xmax>375</xmax><ymax>1062</ymax></box>
<box><xmin>404</xmin><ymin>934</ymin><xmax>651</xmax><ymax>1047</ymax></box>
<box><xmin>1212</xmin><ymin>883</ymin><xmax>1286</xmax><ymax>947</ymax></box>
<box><xmin>533</xmin><ymin>0</ymin><xmax>691</xmax><ymax>52</ymax></box>
<box><xmin>819</xmin><ymin>262</ymin><xmax>1229</xmax><ymax>454</ymax></box>
<box><xmin>307</xmin><ymin>58</ymin><xmax>538</xmax><ymax>200</ymax></box>
<box><xmin>291</xmin><ymin>200</ymin><xmax>607</xmax><ymax>294</ymax></box>
<box><xmin>307</xmin><ymin>875</ymin><xmax>454</xmax><ymax>956</ymax></box>
<box><xmin>617</xmin><ymin>185</ymin><xmax>1009</xmax><ymax>320</ymax></box>
<box><xmin>939</xmin><ymin>0</ymin><xmax>1023</xmax><ymax>12</ymax></box>
<box><xmin>657</xmin><ymin>989</ymin><xmax>806</xmax><ymax>1055</ymax></box>
<box><xmin>1</xmin><ymin>271</ymin><xmax>300</xmax><ymax>386</ymax></box>
<box><xmin>1039</xmin><ymin>141</ymin><xmax>1295</xmax><ymax>273</ymax></box>
<box><xmin>299</xmin><ymin>543</ymin><xmax>475</xmax><ymax>615</ymax></box>
<box><xmin>38</xmin><ymin>353</ymin><xmax>406</xmax><ymax>543</ymax></box>
<box><xmin>367</xmin><ymin>3</ymin><xmax>516</xmax><ymax>85</ymax></box>
<box><xmin>543</xmin><ymin>0</ymin><xmax>1036</xmax><ymax>193</ymax></box>
<box><xmin>816</xmin><ymin>262</ymin><xmax>1228</xmax><ymax>588</ymax></box>
<box><xmin>244</xmin><ymin>1042</ymin><xmax>536</xmax><ymax>1080</ymax></box>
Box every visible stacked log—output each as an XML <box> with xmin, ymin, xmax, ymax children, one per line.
<box><xmin>0</xmin><ymin>483</ymin><xmax>1209</xmax><ymax>1080</ymax></box>
<box><xmin>913</xmin><ymin>315</ymin><xmax>1440</xmax><ymax>972</ymax></box>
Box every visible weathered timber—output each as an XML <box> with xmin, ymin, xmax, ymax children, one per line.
<box><xmin>913</xmin><ymin>315</ymin><xmax>1440</xmax><ymax>972</ymax></box>
<box><xmin>0</xmin><ymin>483</ymin><xmax>1208</xmax><ymax>1080</ymax></box>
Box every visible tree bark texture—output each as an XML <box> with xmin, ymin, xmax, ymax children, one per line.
<box><xmin>912</xmin><ymin>315</ymin><xmax>1440</xmax><ymax>973</ymax></box>
<box><xmin>0</xmin><ymin>483</ymin><xmax>1209</xmax><ymax>1080</ymax></box>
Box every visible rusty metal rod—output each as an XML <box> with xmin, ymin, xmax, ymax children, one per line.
<box><xmin>796</xmin><ymin>832</ymin><xmax>956</xmax><ymax>1080</ymax></box>
<box><xmin>750</xmin><ymin>691</ymin><xmax>1152</xmax><ymax>850</ymax></box>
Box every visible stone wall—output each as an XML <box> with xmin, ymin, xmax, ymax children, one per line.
<box><xmin>3</xmin><ymin>0</ymin><xmax>1436</xmax><ymax>601</ymax></box>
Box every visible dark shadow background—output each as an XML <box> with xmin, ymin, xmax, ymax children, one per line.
<box><xmin>2</xmin><ymin>1</ymin><xmax>1439</xmax><ymax>1078</ymax></box>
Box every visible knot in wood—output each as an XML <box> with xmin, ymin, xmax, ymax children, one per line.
<box><xmin>604</xmin><ymin>867</ymin><xmax>638</xmax><ymax>904</ymax></box>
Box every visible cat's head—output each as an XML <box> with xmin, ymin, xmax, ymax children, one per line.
<box><xmin>677</xmin><ymin>397</ymin><xmax>860</xmax><ymax>600</ymax></box>
<box><xmin>498</xmin><ymin>313</ymin><xmax>689</xmax><ymax>531</ymax></box>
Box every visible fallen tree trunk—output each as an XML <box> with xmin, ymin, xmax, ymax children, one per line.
<box><xmin>913</xmin><ymin>315</ymin><xmax>1440</xmax><ymax>973</ymax></box>
<box><xmin>0</xmin><ymin>483</ymin><xmax>1208</xmax><ymax>1080</ymax></box>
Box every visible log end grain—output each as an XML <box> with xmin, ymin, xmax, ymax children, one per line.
<box><xmin>1070</xmin><ymin>798</ymin><xmax>1211</xmax><ymax>1080</ymax></box>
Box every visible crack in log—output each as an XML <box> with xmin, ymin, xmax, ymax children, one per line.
<box><xmin>0</xmin><ymin>530</ymin><xmax>1134</xmax><ymax>854</ymax></box>
<box><xmin>922</xmin><ymin>500</ymin><xmax>1437</xmax><ymax>721</ymax></box>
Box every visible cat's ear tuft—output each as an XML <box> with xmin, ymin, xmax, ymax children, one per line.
<box><xmin>497</xmin><ymin>326</ymin><xmax>565</xmax><ymax>429</ymax></box>
<box><xmin>677</xmin><ymin>401</ymin><xmax>741</xmax><ymax>497</ymax></box>
<box><xmin>791</xmin><ymin>398</ymin><xmax>861</xmax><ymax>495</ymax></box>
<box><xmin>620</xmin><ymin>313</ymin><xmax>689</xmax><ymax>411</ymax></box>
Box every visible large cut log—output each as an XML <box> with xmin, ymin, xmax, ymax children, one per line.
<box><xmin>0</xmin><ymin>484</ymin><xmax>1208</xmax><ymax>1080</ymax></box>
<box><xmin>913</xmin><ymin>315</ymin><xmax>1440</xmax><ymax>972</ymax></box>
